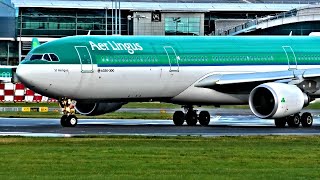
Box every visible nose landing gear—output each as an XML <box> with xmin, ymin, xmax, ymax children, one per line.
<box><xmin>59</xmin><ymin>98</ymin><xmax>78</xmax><ymax>127</ymax></box>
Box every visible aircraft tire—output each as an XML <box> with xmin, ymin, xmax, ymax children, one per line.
<box><xmin>274</xmin><ymin>118</ymin><xmax>286</xmax><ymax>128</ymax></box>
<box><xmin>301</xmin><ymin>112</ymin><xmax>313</xmax><ymax>128</ymax></box>
<box><xmin>186</xmin><ymin>110</ymin><xmax>197</xmax><ymax>126</ymax></box>
<box><xmin>199</xmin><ymin>111</ymin><xmax>210</xmax><ymax>126</ymax></box>
<box><xmin>173</xmin><ymin>111</ymin><xmax>185</xmax><ymax>126</ymax></box>
<box><xmin>287</xmin><ymin>114</ymin><xmax>300</xmax><ymax>128</ymax></box>
<box><xmin>60</xmin><ymin>115</ymin><xmax>68</xmax><ymax>127</ymax></box>
<box><xmin>66</xmin><ymin>115</ymin><xmax>78</xmax><ymax>127</ymax></box>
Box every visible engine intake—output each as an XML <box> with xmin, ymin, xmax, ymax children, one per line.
<box><xmin>75</xmin><ymin>102</ymin><xmax>124</xmax><ymax>116</ymax></box>
<box><xmin>249</xmin><ymin>83</ymin><xmax>309</xmax><ymax>119</ymax></box>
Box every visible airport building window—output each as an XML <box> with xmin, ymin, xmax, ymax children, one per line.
<box><xmin>0</xmin><ymin>41</ymin><xmax>18</xmax><ymax>65</ymax></box>
<box><xmin>17</xmin><ymin>8</ymin><xmax>132</xmax><ymax>37</ymax></box>
<box><xmin>165</xmin><ymin>17</ymin><xmax>200</xmax><ymax>36</ymax></box>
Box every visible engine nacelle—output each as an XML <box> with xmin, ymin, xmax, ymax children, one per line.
<box><xmin>75</xmin><ymin>102</ymin><xmax>124</xmax><ymax>116</ymax></box>
<box><xmin>249</xmin><ymin>83</ymin><xmax>309</xmax><ymax>119</ymax></box>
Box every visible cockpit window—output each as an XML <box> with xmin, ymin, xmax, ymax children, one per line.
<box><xmin>30</xmin><ymin>54</ymin><xmax>43</xmax><ymax>60</ymax></box>
<box><xmin>43</xmin><ymin>54</ymin><xmax>51</xmax><ymax>61</ymax></box>
<box><xmin>49</xmin><ymin>54</ymin><xmax>59</xmax><ymax>62</ymax></box>
<box><xmin>24</xmin><ymin>54</ymin><xmax>32</xmax><ymax>61</ymax></box>
<box><xmin>25</xmin><ymin>53</ymin><xmax>59</xmax><ymax>62</ymax></box>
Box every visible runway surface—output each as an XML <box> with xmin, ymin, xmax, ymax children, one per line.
<box><xmin>0</xmin><ymin>114</ymin><xmax>320</xmax><ymax>137</ymax></box>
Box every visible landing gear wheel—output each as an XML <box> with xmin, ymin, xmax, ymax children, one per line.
<box><xmin>67</xmin><ymin>115</ymin><xmax>78</xmax><ymax>127</ymax></box>
<box><xmin>173</xmin><ymin>111</ymin><xmax>185</xmax><ymax>126</ymax></box>
<box><xmin>287</xmin><ymin>114</ymin><xmax>300</xmax><ymax>128</ymax></box>
<box><xmin>59</xmin><ymin>98</ymin><xmax>77</xmax><ymax>127</ymax></box>
<box><xmin>199</xmin><ymin>111</ymin><xmax>210</xmax><ymax>126</ymax></box>
<box><xmin>301</xmin><ymin>112</ymin><xmax>313</xmax><ymax>128</ymax></box>
<box><xmin>186</xmin><ymin>110</ymin><xmax>198</xmax><ymax>126</ymax></box>
<box><xmin>60</xmin><ymin>115</ymin><xmax>68</xmax><ymax>127</ymax></box>
<box><xmin>274</xmin><ymin>118</ymin><xmax>287</xmax><ymax>128</ymax></box>
<box><xmin>60</xmin><ymin>115</ymin><xmax>78</xmax><ymax>127</ymax></box>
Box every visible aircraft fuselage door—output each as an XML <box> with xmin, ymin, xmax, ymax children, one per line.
<box><xmin>75</xmin><ymin>46</ymin><xmax>94</xmax><ymax>73</ymax></box>
<box><xmin>282</xmin><ymin>46</ymin><xmax>297</xmax><ymax>70</ymax></box>
<box><xmin>164</xmin><ymin>46</ymin><xmax>179</xmax><ymax>72</ymax></box>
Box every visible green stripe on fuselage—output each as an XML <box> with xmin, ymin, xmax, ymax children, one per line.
<box><xmin>21</xmin><ymin>36</ymin><xmax>320</xmax><ymax>66</ymax></box>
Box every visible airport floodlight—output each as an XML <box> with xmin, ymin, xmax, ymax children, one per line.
<box><xmin>127</xmin><ymin>15</ymin><xmax>132</xmax><ymax>21</ymax></box>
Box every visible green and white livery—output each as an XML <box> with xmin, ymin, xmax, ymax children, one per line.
<box><xmin>16</xmin><ymin>35</ymin><xmax>320</xmax><ymax>127</ymax></box>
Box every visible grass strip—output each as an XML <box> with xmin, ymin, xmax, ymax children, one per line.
<box><xmin>0</xmin><ymin>136</ymin><xmax>319</xmax><ymax>179</ymax></box>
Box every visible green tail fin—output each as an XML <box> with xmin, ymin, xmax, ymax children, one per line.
<box><xmin>31</xmin><ymin>38</ymin><xmax>40</xmax><ymax>50</ymax></box>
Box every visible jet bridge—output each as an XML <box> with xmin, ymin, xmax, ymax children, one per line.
<box><xmin>220</xmin><ymin>5</ymin><xmax>320</xmax><ymax>36</ymax></box>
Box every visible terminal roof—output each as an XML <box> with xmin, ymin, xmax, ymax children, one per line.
<box><xmin>12</xmin><ymin>0</ymin><xmax>310</xmax><ymax>11</ymax></box>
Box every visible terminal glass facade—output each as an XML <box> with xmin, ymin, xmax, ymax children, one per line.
<box><xmin>165</xmin><ymin>17</ymin><xmax>200</xmax><ymax>36</ymax></box>
<box><xmin>0</xmin><ymin>41</ymin><xmax>18</xmax><ymax>65</ymax></box>
<box><xmin>17</xmin><ymin>7</ymin><xmax>132</xmax><ymax>37</ymax></box>
<box><xmin>0</xmin><ymin>0</ymin><xmax>15</xmax><ymax>38</ymax></box>
<box><xmin>0</xmin><ymin>0</ymin><xmax>17</xmax><ymax>65</ymax></box>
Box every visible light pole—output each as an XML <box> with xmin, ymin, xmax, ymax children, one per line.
<box><xmin>127</xmin><ymin>15</ymin><xmax>131</xmax><ymax>35</ymax></box>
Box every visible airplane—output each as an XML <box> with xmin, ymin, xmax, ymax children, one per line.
<box><xmin>15</xmin><ymin>35</ymin><xmax>320</xmax><ymax>128</ymax></box>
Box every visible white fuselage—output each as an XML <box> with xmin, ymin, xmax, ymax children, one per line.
<box><xmin>17</xmin><ymin>63</ymin><xmax>320</xmax><ymax>105</ymax></box>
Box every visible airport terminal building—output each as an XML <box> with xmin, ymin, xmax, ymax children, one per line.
<box><xmin>0</xmin><ymin>0</ymin><xmax>319</xmax><ymax>65</ymax></box>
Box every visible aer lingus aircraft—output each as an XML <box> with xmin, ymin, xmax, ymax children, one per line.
<box><xmin>15</xmin><ymin>35</ymin><xmax>320</xmax><ymax>127</ymax></box>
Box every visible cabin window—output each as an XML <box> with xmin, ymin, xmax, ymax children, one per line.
<box><xmin>49</xmin><ymin>54</ymin><xmax>59</xmax><ymax>62</ymax></box>
<box><xmin>30</xmin><ymin>54</ymin><xmax>43</xmax><ymax>61</ymax></box>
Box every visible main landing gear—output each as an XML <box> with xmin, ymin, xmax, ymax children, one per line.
<box><xmin>59</xmin><ymin>98</ymin><xmax>78</xmax><ymax>127</ymax></box>
<box><xmin>173</xmin><ymin>106</ymin><xmax>211</xmax><ymax>126</ymax></box>
<box><xmin>274</xmin><ymin>112</ymin><xmax>313</xmax><ymax>128</ymax></box>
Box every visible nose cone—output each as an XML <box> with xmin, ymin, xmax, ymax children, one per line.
<box><xmin>16</xmin><ymin>65</ymin><xmax>33</xmax><ymax>88</ymax></box>
<box><xmin>16</xmin><ymin>64</ymin><xmax>54</xmax><ymax>98</ymax></box>
<box><xmin>16</xmin><ymin>65</ymin><xmax>25</xmax><ymax>82</ymax></box>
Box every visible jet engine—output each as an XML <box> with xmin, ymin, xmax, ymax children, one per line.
<box><xmin>249</xmin><ymin>83</ymin><xmax>309</xmax><ymax>119</ymax></box>
<box><xmin>75</xmin><ymin>102</ymin><xmax>125</xmax><ymax>116</ymax></box>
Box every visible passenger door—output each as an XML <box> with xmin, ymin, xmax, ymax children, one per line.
<box><xmin>75</xmin><ymin>46</ymin><xmax>94</xmax><ymax>73</ymax></box>
<box><xmin>163</xmin><ymin>46</ymin><xmax>180</xmax><ymax>72</ymax></box>
<box><xmin>282</xmin><ymin>46</ymin><xmax>297</xmax><ymax>70</ymax></box>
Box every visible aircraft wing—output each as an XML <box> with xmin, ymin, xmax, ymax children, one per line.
<box><xmin>194</xmin><ymin>69</ymin><xmax>320</xmax><ymax>94</ymax></box>
<box><xmin>195</xmin><ymin>71</ymin><xmax>294</xmax><ymax>87</ymax></box>
<box><xmin>302</xmin><ymin>68</ymin><xmax>320</xmax><ymax>78</ymax></box>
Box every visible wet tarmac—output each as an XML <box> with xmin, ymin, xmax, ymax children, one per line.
<box><xmin>0</xmin><ymin>114</ymin><xmax>320</xmax><ymax>137</ymax></box>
